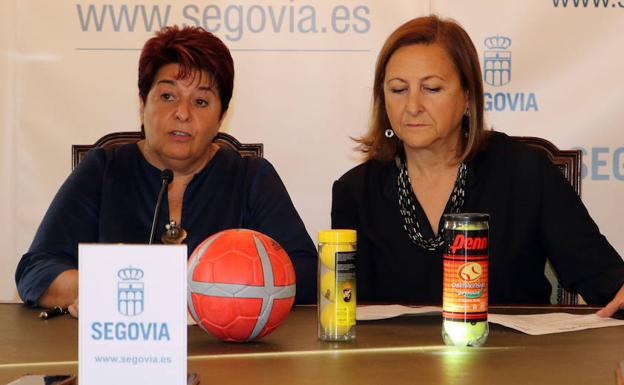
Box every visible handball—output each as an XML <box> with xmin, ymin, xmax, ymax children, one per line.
<box><xmin>187</xmin><ymin>229</ymin><xmax>296</xmax><ymax>342</ymax></box>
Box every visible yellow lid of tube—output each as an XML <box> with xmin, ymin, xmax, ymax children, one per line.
<box><xmin>318</xmin><ymin>229</ymin><xmax>357</xmax><ymax>244</ymax></box>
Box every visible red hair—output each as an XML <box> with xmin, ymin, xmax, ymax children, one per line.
<box><xmin>138</xmin><ymin>26</ymin><xmax>234</xmax><ymax>116</ymax></box>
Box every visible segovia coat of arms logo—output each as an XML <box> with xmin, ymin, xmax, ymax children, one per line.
<box><xmin>117</xmin><ymin>266</ymin><xmax>144</xmax><ymax>316</ymax></box>
<box><xmin>483</xmin><ymin>35</ymin><xmax>512</xmax><ymax>87</ymax></box>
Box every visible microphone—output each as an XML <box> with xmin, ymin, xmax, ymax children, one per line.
<box><xmin>149</xmin><ymin>169</ymin><xmax>173</xmax><ymax>244</ymax></box>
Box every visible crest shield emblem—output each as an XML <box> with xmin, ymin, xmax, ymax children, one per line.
<box><xmin>117</xmin><ymin>266</ymin><xmax>144</xmax><ymax>316</ymax></box>
<box><xmin>483</xmin><ymin>35</ymin><xmax>512</xmax><ymax>87</ymax></box>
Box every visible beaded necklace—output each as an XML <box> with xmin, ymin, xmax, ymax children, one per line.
<box><xmin>397</xmin><ymin>160</ymin><xmax>467</xmax><ymax>251</ymax></box>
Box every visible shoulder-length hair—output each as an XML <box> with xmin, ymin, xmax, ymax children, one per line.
<box><xmin>357</xmin><ymin>15</ymin><xmax>487</xmax><ymax>162</ymax></box>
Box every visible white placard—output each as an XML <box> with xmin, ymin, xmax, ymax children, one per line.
<box><xmin>78</xmin><ymin>244</ymin><xmax>187</xmax><ymax>385</ymax></box>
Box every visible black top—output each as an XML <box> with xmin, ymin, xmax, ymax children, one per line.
<box><xmin>332</xmin><ymin>132</ymin><xmax>624</xmax><ymax>305</ymax></box>
<box><xmin>16</xmin><ymin>144</ymin><xmax>317</xmax><ymax>305</ymax></box>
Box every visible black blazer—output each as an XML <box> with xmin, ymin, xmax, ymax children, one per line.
<box><xmin>332</xmin><ymin>132</ymin><xmax>624</xmax><ymax>305</ymax></box>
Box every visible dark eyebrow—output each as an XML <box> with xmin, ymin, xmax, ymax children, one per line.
<box><xmin>156</xmin><ymin>79</ymin><xmax>176</xmax><ymax>86</ymax></box>
<box><xmin>197</xmin><ymin>86</ymin><xmax>216</xmax><ymax>94</ymax></box>
<box><xmin>155</xmin><ymin>79</ymin><xmax>216</xmax><ymax>94</ymax></box>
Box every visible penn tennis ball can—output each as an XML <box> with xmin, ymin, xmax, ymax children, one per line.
<box><xmin>441</xmin><ymin>213</ymin><xmax>489</xmax><ymax>347</ymax></box>
<box><xmin>317</xmin><ymin>229</ymin><xmax>357</xmax><ymax>341</ymax></box>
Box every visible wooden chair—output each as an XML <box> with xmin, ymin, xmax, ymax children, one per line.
<box><xmin>72</xmin><ymin>131</ymin><xmax>263</xmax><ymax>170</ymax></box>
<box><xmin>512</xmin><ymin>136</ymin><xmax>581</xmax><ymax>305</ymax></box>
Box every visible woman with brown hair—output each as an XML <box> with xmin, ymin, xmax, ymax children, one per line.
<box><xmin>332</xmin><ymin>15</ymin><xmax>624</xmax><ymax>315</ymax></box>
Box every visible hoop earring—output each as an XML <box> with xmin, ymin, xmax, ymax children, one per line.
<box><xmin>385</xmin><ymin>129</ymin><xmax>395</xmax><ymax>138</ymax></box>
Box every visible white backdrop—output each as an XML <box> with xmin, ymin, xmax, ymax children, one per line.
<box><xmin>1</xmin><ymin>0</ymin><xmax>623</xmax><ymax>301</ymax></box>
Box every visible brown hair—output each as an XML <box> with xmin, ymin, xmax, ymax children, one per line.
<box><xmin>357</xmin><ymin>15</ymin><xmax>487</xmax><ymax>162</ymax></box>
<box><xmin>138</xmin><ymin>25</ymin><xmax>234</xmax><ymax>116</ymax></box>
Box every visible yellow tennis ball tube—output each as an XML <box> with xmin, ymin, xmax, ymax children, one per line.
<box><xmin>317</xmin><ymin>229</ymin><xmax>357</xmax><ymax>341</ymax></box>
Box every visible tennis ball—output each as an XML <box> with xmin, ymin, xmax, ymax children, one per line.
<box><xmin>320</xmin><ymin>303</ymin><xmax>352</xmax><ymax>335</ymax></box>
<box><xmin>320</xmin><ymin>243</ymin><xmax>356</xmax><ymax>270</ymax></box>
<box><xmin>465</xmin><ymin>321</ymin><xmax>487</xmax><ymax>341</ymax></box>
<box><xmin>448</xmin><ymin>223</ymin><xmax>484</xmax><ymax>231</ymax></box>
<box><xmin>320</xmin><ymin>270</ymin><xmax>336</xmax><ymax>302</ymax></box>
<box><xmin>443</xmin><ymin>321</ymin><xmax>488</xmax><ymax>346</ymax></box>
<box><xmin>465</xmin><ymin>224</ymin><xmax>482</xmax><ymax>230</ymax></box>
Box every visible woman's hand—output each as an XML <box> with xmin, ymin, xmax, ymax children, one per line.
<box><xmin>38</xmin><ymin>269</ymin><xmax>78</xmax><ymax>314</ymax></box>
<box><xmin>68</xmin><ymin>297</ymin><xmax>79</xmax><ymax>318</ymax></box>
<box><xmin>596</xmin><ymin>284</ymin><xmax>624</xmax><ymax>317</ymax></box>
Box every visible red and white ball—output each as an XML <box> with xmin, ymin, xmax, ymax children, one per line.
<box><xmin>187</xmin><ymin>229</ymin><xmax>296</xmax><ymax>342</ymax></box>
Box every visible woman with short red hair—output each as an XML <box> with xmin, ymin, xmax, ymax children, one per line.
<box><xmin>16</xmin><ymin>26</ymin><xmax>317</xmax><ymax>316</ymax></box>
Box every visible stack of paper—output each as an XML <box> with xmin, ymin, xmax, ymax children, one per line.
<box><xmin>356</xmin><ymin>305</ymin><xmax>624</xmax><ymax>335</ymax></box>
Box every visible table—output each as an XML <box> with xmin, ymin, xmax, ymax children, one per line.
<box><xmin>0</xmin><ymin>304</ymin><xmax>622</xmax><ymax>384</ymax></box>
